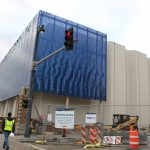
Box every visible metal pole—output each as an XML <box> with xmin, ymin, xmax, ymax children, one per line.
<box><xmin>100</xmin><ymin>101</ymin><xmax>104</xmax><ymax>123</ymax></box>
<box><xmin>24</xmin><ymin>27</ymin><xmax>77</xmax><ymax>137</ymax></box>
<box><xmin>66</xmin><ymin>96</ymin><xmax>69</xmax><ymax>109</ymax></box>
<box><xmin>35</xmin><ymin>40</ymin><xmax>77</xmax><ymax>66</ymax></box>
<box><xmin>42</xmin><ymin>122</ymin><xmax>46</xmax><ymax>143</ymax></box>
<box><xmin>24</xmin><ymin>25</ymin><xmax>45</xmax><ymax>137</ymax></box>
<box><xmin>24</xmin><ymin>34</ymin><xmax>67</xmax><ymax>137</ymax></box>
<box><xmin>36</xmin><ymin>46</ymin><xmax>66</xmax><ymax>65</ymax></box>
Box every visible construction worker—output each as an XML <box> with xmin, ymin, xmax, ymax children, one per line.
<box><xmin>2</xmin><ymin>112</ymin><xmax>15</xmax><ymax>150</ymax></box>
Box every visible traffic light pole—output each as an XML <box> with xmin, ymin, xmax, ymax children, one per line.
<box><xmin>24</xmin><ymin>28</ymin><xmax>68</xmax><ymax>137</ymax></box>
<box><xmin>24</xmin><ymin>25</ymin><xmax>77</xmax><ymax>137</ymax></box>
<box><xmin>36</xmin><ymin>46</ymin><xmax>66</xmax><ymax>65</ymax></box>
<box><xmin>24</xmin><ymin>25</ymin><xmax>45</xmax><ymax>137</ymax></box>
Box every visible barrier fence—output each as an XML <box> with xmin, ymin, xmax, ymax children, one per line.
<box><xmin>81</xmin><ymin>123</ymin><xmax>103</xmax><ymax>144</ymax></box>
<box><xmin>29</xmin><ymin>103</ymin><xmax>149</xmax><ymax>146</ymax></box>
<box><xmin>30</xmin><ymin>103</ymin><xmax>104</xmax><ymax>144</ymax></box>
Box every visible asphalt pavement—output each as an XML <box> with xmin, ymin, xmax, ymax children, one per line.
<box><xmin>0</xmin><ymin>134</ymin><xmax>150</xmax><ymax>150</ymax></box>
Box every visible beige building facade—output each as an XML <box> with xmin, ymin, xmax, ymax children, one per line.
<box><xmin>105</xmin><ymin>42</ymin><xmax>150</xmax><ymax>127</ymax></box>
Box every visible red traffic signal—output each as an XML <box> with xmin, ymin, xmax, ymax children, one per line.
<box><xmin>64</xmin><ymin>28</ymin><xmax>73</xmax><ymax>50</ymax></box>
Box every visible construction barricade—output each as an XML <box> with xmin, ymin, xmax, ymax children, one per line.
<box><xmin>81</xmin><ymin>123</ymin><xmax>103</xmax><ymax>144</ymax></box>
<box><xmin>129</xmin><ymin>129</ymin><xmax>140</xmax><ymax>149</ymax></box>
<box><xmin>81</xmin><ymin>125</ymin><xmax>86</xmax><ymax>144</ymax></box>
<box><xmin>89</xmin><ymin>127</ymin><xmax>97</xmax><ymax>143</ymax></box>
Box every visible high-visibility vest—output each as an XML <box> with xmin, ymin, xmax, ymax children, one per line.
<box><xmin>4</xmin><ymin>118</ymin><xmax>14</xmax><ymax>131</ymax></box>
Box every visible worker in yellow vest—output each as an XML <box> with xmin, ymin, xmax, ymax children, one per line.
<box><xmin>2</xmin><ymin>112</ymin><xmax>15</xmax><ymax>150</ymax></box>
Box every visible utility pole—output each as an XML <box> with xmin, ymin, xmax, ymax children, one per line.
<box><xmin>24</xmin><ymin>26</ymin><xmax>76</xmax><ymax>137</ymax></box>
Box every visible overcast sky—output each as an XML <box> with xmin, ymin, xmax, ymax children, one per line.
<box><xmin>0</xmin><ymin>0</ymin><xmax>150</xmax><ymax>62</ymax></box>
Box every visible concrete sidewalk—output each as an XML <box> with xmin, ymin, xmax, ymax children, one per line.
<box><xmin>0</xmin><ymin>135</ymin><xmax>41</xmax><ymax>150</ymax></box>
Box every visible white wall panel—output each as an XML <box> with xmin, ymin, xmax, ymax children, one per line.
<box><xmin>106</xmin><ymin>42</ymin><xmax>115</xmax><ymax>105</ymax></box>
<box><xmin>105</xmin><ymin>42</ymin><xmax>150</xmax><ymax>127</ymax></box>
<box><xmin>126</xmin><ymin>106</ymin><xmax>138</xmax><ymax>115</ymax></box>
<box><xmin>137</xmin><ymin>53</ymin><xmax>150</xmax><ymax>126</ymax></box>
<box><xmin>114</xmin><ymin>43</ymin><xmax>127</xmax><ymax>106</ymax></box>
<box><xmin>126</xmin><ymin>51</ymin><xmax>139</xmax><ymax>113</ymax></box>
<box><xmin>103</xmin><ymin>105</ymin><xmax>114</xmax><ymax>125</ymax></box>
<box><xmin>138</xmin><ymin>53</ymin><xmax>150</xmax><ymax>105</ymax></box>
<box><xmin>104</xmin><ymin>42</ymin><xmax>127</xmax><ymax>125</ymax></box>
<box><xmin>140</xmin><ymin>106</ymin><xmax>150</xmax><ymax>127</ymax></box>
<box><xmin>104</xmin><ymin>42</ymin><xmax>115</xmax><ymax>124</ymax></box>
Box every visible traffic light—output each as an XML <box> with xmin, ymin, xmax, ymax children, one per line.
<box><xmin>22</xmin><ymin>99</ymin><xmax>28</xmax><ymax>109</ymax></box>
<box><xmin>64</xmin><ymin>28</ymin><xmax>73</xmax><ymax>50</ymax></box>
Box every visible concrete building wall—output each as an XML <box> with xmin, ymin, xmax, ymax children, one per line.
<box><xmin>138</xmin><ymin>53</ymin><xmax>150</xmax><ymax>127</ymax></box>
<box><xmin>114</xmin><ymin>43</ymin><xmax>127</xmax><ymax>113</ymax></box>
<box><xmin>0</xmin><ymin>97</ymin><xmax>17</xmax><ymax>117</ymax></box>
<box><xmin>104</xmin><ymin>42</ymin><xmax>127</xmax><ymax>125</ymax></box>
<box><xmin>126</xmin><ymin>51</ymin><xmax>150</xmax><ymax>126</ymax></box>
<box><xmin>106</xmin><ymin>42</ymin><xmax>150</xmax><ymax>127</ymax></box>
<box><xmin>126</xmin><ymin>51</ymin><xmax>139</xmax><ymax>115</ymax></box>
<box><xmin>105</xmin><ymin>42</ymin><xmax>115</xmax><ymax>124</ymax></box>
<box><xmin>32</xmin><ymin>93</ymin><xmax>94</xmax><ymax>124</ymax></box>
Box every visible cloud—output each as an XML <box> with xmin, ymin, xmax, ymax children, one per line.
<box><xmin>1</xmin><ymin>0</ymin><xmax>150</xmax><ymax>62</ymax></box>
<box><xmin>115</xmin><ymin>0</ymin><xmax>150</xmax><ymax>55</ymax></box>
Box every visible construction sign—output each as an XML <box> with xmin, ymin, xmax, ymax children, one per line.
<box><xmin>55</xmin><ymin>108</ymin><xmax>74</xmax><ymax>129</ymax></box>
<box><xmin>103</xmin><ymin>136</ymin><xmax>122</xmax><ymax>145</ymax></box>
<box><xmin>86</xmin><ymin>113</ymin><xmax>96</xmax><ymax>124</ymax></box>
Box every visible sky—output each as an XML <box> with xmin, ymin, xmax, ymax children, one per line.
<box><xmin>0</xmin><ymin>0</ymin><xmax>150</xmax><ymax>62</ymax></box>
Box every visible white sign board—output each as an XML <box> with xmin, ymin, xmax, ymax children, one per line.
<box><xmin>86</xmin><ymin>113</ymin><xmax>96</xmax><ymax>124</ymax></box>
<box><xmin>47</xmin><ymin>113</ymin><xmax>52</xmax><ymax>122</ymax></box>
<box><xmin>55</xmin><ymin>110</ymin><xmax>74</xmax><ymax>129</ymax></box>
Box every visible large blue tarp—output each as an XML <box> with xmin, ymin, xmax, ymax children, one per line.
<box><xmin>0</xmin><ymin>15</ymin><xmax>38</xmax><ymax>101</ymax></box>
<box><xmin>0</xmin><ymin>10</ymin><xmax>107</xmax><ymax>101</ymax></box>
<box><xmin>35</xmin><ymin>11</ymin><xmax>107</xmax><ymax>100</ymax></box>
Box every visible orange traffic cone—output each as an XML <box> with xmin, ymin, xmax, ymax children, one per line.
<box><xmin>129</xmin><ymin>126</ymin><xmax>140</xmax><ymax>149</ymax></box>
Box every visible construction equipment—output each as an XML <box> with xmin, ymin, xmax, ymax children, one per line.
<box><xmin>112</xmin><ymin>114</ymin><xmax>138</xmax><ymax>130</ymax></box>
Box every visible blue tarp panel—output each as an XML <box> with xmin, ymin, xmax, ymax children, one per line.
<box><xmin>0</xmin><ymin>15</ymin><xmax>39</xmax><ymax>101</ymax></box>
<box><xmin>35</xmin><ymin>11</ymin><xmax>107</xmax><ymax>100</ymax></box>
<box><xmin>0</xmin><ymin>10</ymin><xmax>107</xmax><ymax>101</ymax></box>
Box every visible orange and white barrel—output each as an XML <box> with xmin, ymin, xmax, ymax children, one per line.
<box><xmin>129</xmin><ymin>129</ymin><xmax>140</xmax><ymax>149</ymax></box>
